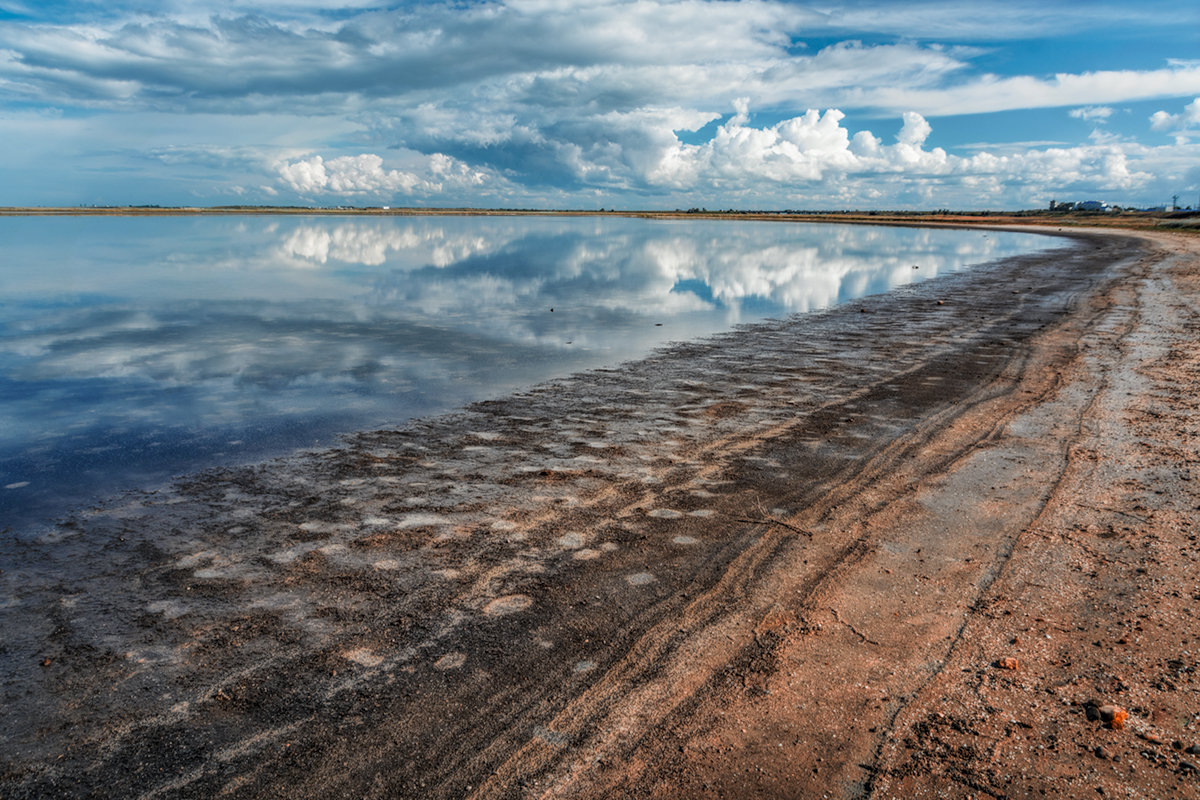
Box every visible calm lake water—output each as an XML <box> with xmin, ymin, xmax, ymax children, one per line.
<box><xmin>0</xmin><ymin>215</ymin><xmax>1067</xmax><ymax>535</ymax></box>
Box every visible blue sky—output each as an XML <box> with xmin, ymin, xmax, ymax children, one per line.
<box><xmin>1</xmin><ymin>0</ymin><xmax>1197</xmax><ymax>210</ymax></box>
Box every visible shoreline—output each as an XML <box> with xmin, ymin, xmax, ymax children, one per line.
<box><xmin>1</xmin><ymin>205</ymin><xmax>1194</xmax><ymax>233</ymax></box>
<box><xmin>3</xmin><ymin>226</ymin><xmax>1199</xmax><ymax>798</ymax></box>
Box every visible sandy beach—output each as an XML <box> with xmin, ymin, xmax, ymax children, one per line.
<box><xmin>2</xmin><ymin>224</ymin><xmax>1198</xmax><ymax>799</ymax></box>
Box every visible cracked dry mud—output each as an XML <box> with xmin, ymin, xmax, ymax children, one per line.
<box><xmin>2</xmin><ymin>227</ymin><xmax>1199</xmax><ymax>799</ymax></box>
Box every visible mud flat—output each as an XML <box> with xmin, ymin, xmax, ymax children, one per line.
<box><xmin>3</xmin><ymin>227</ymin><xmax>1199</xmax><ymax>799</ymax></box>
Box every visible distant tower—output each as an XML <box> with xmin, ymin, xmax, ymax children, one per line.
<box><xmin>1049</xmin><ymin>199</ymin><xmax>1056</xmax><ymax>211</ymax></box>
<box><xmin>1172</xmin><ymin>194</ymin><xmax>1180</xmax><ymax>211</ymax></box>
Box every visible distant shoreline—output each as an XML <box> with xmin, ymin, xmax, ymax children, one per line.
<box><xmin>0</xmin><ymin>205</ymin><xmax>1195</xmax><ymax>231</ymax></box>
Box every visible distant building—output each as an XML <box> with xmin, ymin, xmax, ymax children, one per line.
<box><xmin>1052</xmin><ymin>199</ymin><xmax>1114</xmax><ymax>212</ymax></box>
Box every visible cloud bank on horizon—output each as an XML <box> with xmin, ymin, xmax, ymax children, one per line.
<box><xmin>0</xmin><ymin>0</ymin><xmax>1197</xmax><ymax>210</ymax></box>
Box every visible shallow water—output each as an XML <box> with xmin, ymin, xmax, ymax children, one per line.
<box><xmin>0</xmin><ymin>215</ymin><xmax>1066</xmax><ymax>534</ymax></box>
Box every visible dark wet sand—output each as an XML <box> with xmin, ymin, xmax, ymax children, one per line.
<box><xmin>3</xmin><ymin>227</ymin><xmax>1199</xmax><ymax>799</ymax></box>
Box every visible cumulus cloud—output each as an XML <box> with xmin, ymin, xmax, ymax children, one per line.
<box><xmin>1150</xmin><ymin>97</ymin><xmax>1200</xmax><ymax>131</ymax></box>
<box><xmin>631</xmin><ymin>100</ymin><xmax>1153</xmax><ymax>208</ymax></box>
<box><xmin>276</xmin><ymin>153</ymin><xmax>487</xmax><ymax>198</ymax></box>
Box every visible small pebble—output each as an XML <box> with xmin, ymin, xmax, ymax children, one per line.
<box><xmin>1186</xmin><ymin>744</ymin><xmax>1200</xmax><ymax>755</ymax></box>
<box><xmin>1098</xmin><ymin>705</ymin><xmax>1128</xmax><ymax>730</ymax></box>
<box><xmin>1094</xmin><ymin>746</ymin><xmax>1111</xmax><ymax>760</ymax></box>
<box><xmin>1181</xmin><ymin>761</ymin><xmax>1198</xmax><ymax>773</ymax></box>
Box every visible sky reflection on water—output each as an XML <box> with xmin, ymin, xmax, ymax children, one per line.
<box><xmin>0</xmin><ymin>215</ymin><xmax>1066</xmax><ymax>534</ymax></box>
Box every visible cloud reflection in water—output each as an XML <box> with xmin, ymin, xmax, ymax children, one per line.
<box><xmin>0</xmin><ymin>215</ymin><xmax>1064</xmax><ymax>533</ymax></box>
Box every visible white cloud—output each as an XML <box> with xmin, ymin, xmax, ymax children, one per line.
<box><xmin>858</xmin><ymin>65</ymin><xmax>1200</xmax><ymax>117</ymax></box>
<box><xmin>1150</xmin><ymin>97</ymin><xmax>1200</xmax><ymax>131</ymax></box>
<box><xmin>628</xmin><ymin>101</ymin><xmax>1158</xmax><ymax>208</ymax></box>
<box><xmin>1069</xmin><ymin>106</ymin><xmax>1114</xmax><ymax>121</ymax></box>
<box><xmin>276</xmin><ymin>153</ymin><xmax>489</xmax><ymax>198</ymax></box>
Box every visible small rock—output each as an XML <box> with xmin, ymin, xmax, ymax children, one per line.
<box><xmin>40</xmin><ymin>658</ymin><xmax>51</xmax><ymax>668</ymax></box>
<box><xmin>1142</xmin><ymin>732</ymin><xmax>1163</xmax><ymax>745</ymax></box>
<box><xmin>1085</xmin><ymin>704</ymin><xmax>1101</xmax><ymax>721</ymax></box>
<box><xmin>1186</xmin><ymin>744</ymin><xmax>1200</xmax><ymax>755</ymax></box>
<box><xmin>1098</xmin><ymin>705</ymin><xmax>1128</xmax><ymax>730</ymax></box>
<box><xmin>1182</xmin><ymin>761</ymin><xmax>1198</xmax><ymax>773</ymax></box>
<box><xmin>996</xmin><ymin>657</ymin><xmax>1019</xmax><ymax>670</ymax></box>
<box><xmin>1094</xmin><ymin>746</ymin><xmax>1111</xmax><ymax>760</ymax></box>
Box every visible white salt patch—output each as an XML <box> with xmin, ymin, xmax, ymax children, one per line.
<box><xmin>396</xmin><ymin>513</ymin><xmax>448</xmax><ymax>529</ymax></box>
<box><xmin>648</xmin><ymin>509</ymin><xmax>683</xmax><ymax>519</ymax></box>
<box><xmin>573</xmin><ymin>549</ymin><xmax>601</xmax><ymax>561</ymax></box>
<box><xmin>434</xmin><ymin>652</ymin><xmax>466</xmax><ymax>671</ymax></box>
<box><xmin>690</xmin><ymin>489</ymin><xmax>716</xmax><ymax>498</ymax></box>
<box><xmin>434</xmin><ymin>569</ymin><xmax>461</xmax><ymax>580</ymax></box>
<box><xmin>176</xmin><ymin>550</ymin><xmax>215</xmax><ymax>569</ymax></box>
<box><xmin>556</xmin><ymin>532</ymin><xmax>585</xmax><ymax>549</ymax></box>
<box><xmin>672</xmin><ymin>535</ymin><xmax>699</xmax><ymax>546</ymax></box>
<box><xmin>374</xmin><ymin>559</ymin><xmax>400</xmax><ymax>571</ymax></box>
<box><xmin>573</xmin><ymin>660</ymin><xmax>596</xmax><ymax>673</ymax></box>
<box><xmin>688</xmin><ymin>509</ymin><xmax>715</xmax><ymax>518</ymax></box>
<box><xmin>484</xmin><ymin>594</ymin><xmax>532</xmax><ymax>616</ymax></box>
<box><xmin>146</xmin><ymin>600</ymin><xmax>190</xmax><ymax>619</ymax></box>
<box><xmin>298</xmin><ymin>521</ymin><xmax>326</xmax><ymax>532</ymax></box>
<box><xmin>4</xmin><ymin>481</ymin><xmax>29</xmax><ymax>489</ymax></box>
<box><xmin>363</xmin><ymin>516</ymin><xmax>391</xmax><ymax>527</ymax></box>
<box><xmin>600</xmin><ymin>542</ymin><xmax>618</xmax><ymax>552</ymax></box>
<box><xmin>193</xmin><ymin>568</ymin><xmax>230</xmax><ymax>580</ymax></box>
<box><xmin>470</xmin><ymin>431</ymin><xmax>501</xmax><ymax>441</ymax></box>
<box><xmin>266</xmin><ymin>548</ymin><xmax>303</xmax><ymax>564</ymax></box>
<box><xmin>317</xmin><ymin>543</ymin><xmax>345</xmax><ymax>555</ymax></box>
<box><xmin>626</xmin><ymin>572</ymin><xmax>656</xmax><ymax>586</ymax></box>
<box><xmin>343</xmin><ymin>648</ymin><xmax>383</xmax><ymax>667</ymax></box>
<box><xmin>339</xmin><ymin>478</ymin><xmax>367</xmax><ymax>487</ymax></box>
<box><xmin>491</xmin><ymin>520</ymin><xmax>517</xmax><ymax>531</ymax></box>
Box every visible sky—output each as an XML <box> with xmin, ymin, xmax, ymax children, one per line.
<box><xmin>0</xmin><ymin>0</ymin><xmax>1198</xmax><ymax>210</ymax></box>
